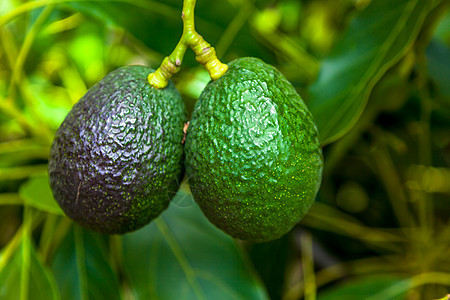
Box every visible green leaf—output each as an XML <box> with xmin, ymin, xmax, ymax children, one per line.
<box><xmin>249</xmin><ymin>236</ymin><xmax>291</xmax><ymax>300</ymax></box>
<box><xmin>308</xmin><ymin>0</ymin><xmax>441</xmax><ymax>145</ymax></box>
<box><xmin>19</xmin><ymin>174</ymin><xmax>63</xmax><ymax>215</ymax></box>
<box><xmin>64</xmin><ymin>0</ymin><xmax>186</xmax><ymax>59</ymax></box>
<box><xmin>318</xmin><ymin>274</ymin><xmax>411</xmax><ymax>300</ymax></box>
<box><xmin>427</xmin><ymin>40</ymin><xmax>450</xmax><ymax>96</ymax></box>
<box><xmin>63</xmin><ymin>0</ymin><xmax>266</xmax><ymax>65</ymax></box>
<box><xmin>122</xmin><ymin>191</ymin><xmax>269</xmax><ymax>300</ymax></box>
<box><xmin>0</xmin><ymin>236</ymin><xmax>60</xmax><ymax>300</ymax></box>
<box><xmin>51</xmin><ymin>225</ymin><xmax>121</xmax><ymax>300</ymax></box>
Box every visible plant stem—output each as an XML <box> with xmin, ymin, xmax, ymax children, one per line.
<box><xmin>301</xmin><ymin>232</ymin><xmax>317</xmax><ymax>300</ymax></box>
<box><xmin>74</xmin><ymin>225</ymin><xmax>89</xmax><ymax>300</ymax></box>
<box><xmin>148</xmin><ymin>0</ymin><xmax>228</xmax><ymax>89</ymax></box>
<box><xmin>20</xmin><ymin>207</ymin><xmax>33</xmax><ymax>300</ymax></box>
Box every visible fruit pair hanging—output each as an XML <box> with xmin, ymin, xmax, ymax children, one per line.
<box><xmin>48</xmin><ymin>0</ymin><xmax>323</xmax><ymax>242</ymax></box>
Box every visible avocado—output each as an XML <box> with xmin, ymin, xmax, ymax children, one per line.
<box><xmin>48</xmin><ymin>65</ymin><xmax>186</xmax><ymax>234</ymax></box>
<box><xmin>185</xmin><ymin>57</ymin><xmax>323</xmax><ymax>242</ymax></box>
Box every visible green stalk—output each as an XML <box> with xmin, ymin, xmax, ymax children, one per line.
<box><xmin>301</xmin><ymin>232</ymin><xmax>317</xmax><ymax>300</ymax></box>
<box><xmin>20</xmin><ymin>207</ymin><xmax>33</xmax><ymax>300</ymax></box>
<box><xmin>148</xmin><ymin>0</ymin><xmax>228</xmax><ymax>88</ymax></box>
<box><xmin>74</xmin><ymin>225</ymin><xmax>89</xmax><ymax>300</ymax></box>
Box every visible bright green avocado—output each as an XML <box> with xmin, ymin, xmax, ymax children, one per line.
<box><xmin>185</xmin><ymin>57</ymin><xmax>323</xmax><ymax>242</ymax></box>
<box><xmin>48</xmin><ymin>65</ymin><xmax>186</xmax><ymax>234</ymax></box>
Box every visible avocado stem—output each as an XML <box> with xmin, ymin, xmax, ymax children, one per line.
<box><xmin>148</xmin><ymin>0</ymin><xmax>228</xmax><ymax>89</ymax></box>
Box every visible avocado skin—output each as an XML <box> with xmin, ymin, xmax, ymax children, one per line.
<box><xmin>48</xmin><ymin>65</ymin><xmax>186</xmax><ymax>234</ymax></box>
<box><xmin>185</xmin><ymin>57</ymin><xmax>323</xmax><ymax>242</ymax></box>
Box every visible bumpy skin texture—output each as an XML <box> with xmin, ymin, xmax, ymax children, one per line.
<box><xmin>185</xmin><ymin>57</ymin><xmax>323</xmax><ymax>242</ymax></box>
<box><xmin>48</xmin><ymin>65</ymin><xmax>186</xmax><ymax>234</ymax></box>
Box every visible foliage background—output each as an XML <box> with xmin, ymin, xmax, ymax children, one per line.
<box><xmin>1</xmin><ymin>0</ymin><xmax>449</xmax><ymax>299</ymax></box>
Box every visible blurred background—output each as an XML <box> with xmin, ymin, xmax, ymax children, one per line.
<box><xmin>0</xmin><ymin>0</ymin><xmax>449</xmax><ymax>299</ymax></box>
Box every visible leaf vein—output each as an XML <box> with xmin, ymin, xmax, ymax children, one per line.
<box><xmin>155</xmin><ymin>218</ymin><xmax>206</xmax><ymax>300</ymax></box>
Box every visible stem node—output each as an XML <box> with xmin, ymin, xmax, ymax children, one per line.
<box><xmin>148</xmin><ymin>0</ymin><xmax>227</xmax><ymax>89</ymax></box>
<box><xmin>195</xmin><ymin>46</ymin><xmax>228</xmax><ymax>80</ymax></box>
<box><xmin>148</xmin><ymin>56</ymin><xmax>180</xmax><ymax>89</ymax></box>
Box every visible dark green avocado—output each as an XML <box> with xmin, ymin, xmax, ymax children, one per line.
<box><xmin>48</xmin><ymin>65</ymin><xmax>186</xmax><ymax>234</ymax></box>
<box><xmin>185</xmin><ymin>57</ymin><xmax>323</xmax><ymax>242</ymax></box>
